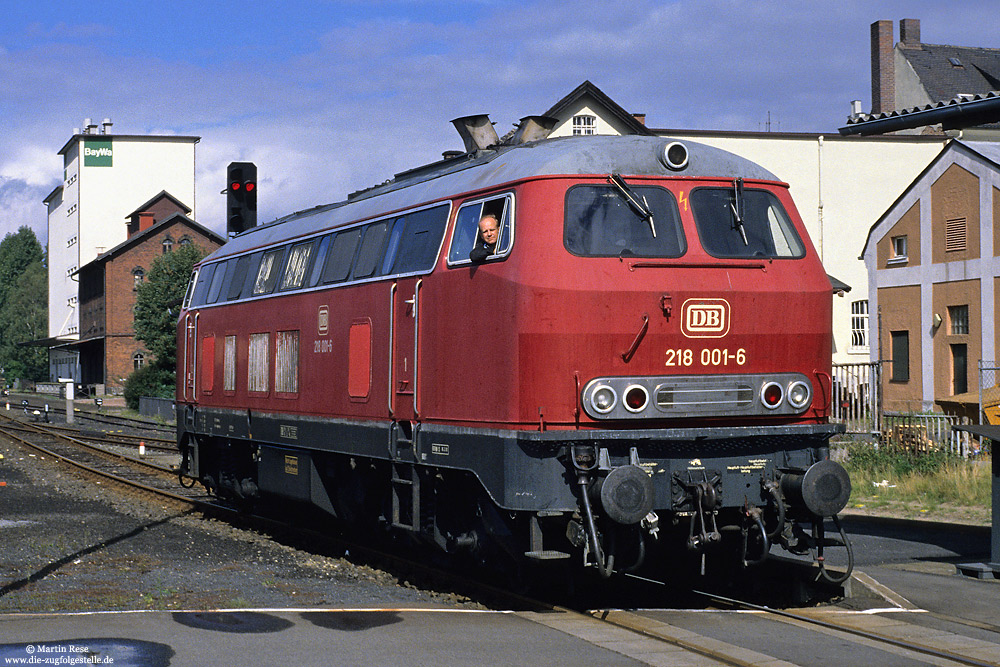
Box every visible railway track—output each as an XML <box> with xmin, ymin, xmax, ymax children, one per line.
<box><xmin>0</xmin><ymin>411</ymin><xmax>202</xmax><ymax>511</ymax></box>
<box><xmin>3</xmin><ymin>397</ymin><xmax>174</xmax><ymax>435</ymax></box>
<box><xmin>568</xmin><ymin>573</ymin><xmax>1000</xmax><ymax>667</ymax></box>
<box><xmin>2</xmin><ymin>409</ymin><xmax>996</xmax><ymax>666</ymax></box>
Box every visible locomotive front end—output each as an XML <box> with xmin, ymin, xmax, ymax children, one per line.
<box><xmin>513</xmin><ymin>140</ymin><xmax>852</xmax><ymax>579</ymax></box>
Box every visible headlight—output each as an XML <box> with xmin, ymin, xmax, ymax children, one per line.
<box><xmin>591</xmin><ymin>384</ymin><xmax>617</xmax><ymax>414</ymax></box>
<box><xmin>786</xmin><ymin>380</ymin><xmax>811</xmax><ymax>410</ymax></box>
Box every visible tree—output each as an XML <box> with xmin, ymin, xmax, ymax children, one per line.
<box><xmin>133</xmin><ymin>243</ymin><xmax>207</xmax><ymax>371</ymax></box>
<box><xmin>0</xmin><ymin>228</ymin><xmax>47</xmax><ymax>382</ymax></box>
<box><xmin>0</xmin><ymin>227</ymin><xmax>44</xmax><ymax>315</ymax></box>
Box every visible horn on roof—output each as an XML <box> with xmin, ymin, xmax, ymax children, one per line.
<box><xmin>511</xmin><ymin>116</ymin><xmax>558</xmax><ymax>144</ymax></box>
<box><xmin>451</xmin><ymin>114</ymin><xmax>500</xmax><ymax>153</ymax></box>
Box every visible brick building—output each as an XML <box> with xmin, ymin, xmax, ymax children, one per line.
<box><xmin>861</xmin><ymin>140</ymin><xmax>1000</xmax><ymax>415</ymax></box>
<box><xmin>74</xmin><ymin>191</ymin><xmax>224</xmax><ymax>394</ymax></box>
<box><xmin>44</xmin><ymin>121</ymin><xmax>198</xmax><ymax>382</ymax></box>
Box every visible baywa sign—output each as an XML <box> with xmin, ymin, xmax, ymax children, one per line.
<box><xmin>83</xmin><ymin>140</ymin><xmax>113</xmax><ymax>167</ymax></box>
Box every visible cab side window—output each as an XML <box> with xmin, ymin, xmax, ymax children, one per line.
<box><xmin>447</xmin><ymin>194</ymin><xmax>513</xmax><ymax>265</ymax></box>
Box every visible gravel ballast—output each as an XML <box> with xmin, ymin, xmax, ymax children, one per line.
<box><xmin>0</xmin><ymin>437</ymin><xmax>467</xmax><ymax>613</ymax></box>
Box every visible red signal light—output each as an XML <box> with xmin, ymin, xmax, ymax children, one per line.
<box><xmin>761</xmin><ymin>382</ymin><xmax>783</xmax><ymax>409</ymax></box>
<box><xmin>624</xmin><ymin>385</ymin><xmax>648</xmax><ymax>411</ymax></box>
<box><xmin>244</xmin><ymin>181</ymin><xmax>255</xmax><ymax>192</ymax></box>
<box><xmin>230</xmin><ymin>182</ymin><xmax>241</xmax><ymax>191</ymax></box>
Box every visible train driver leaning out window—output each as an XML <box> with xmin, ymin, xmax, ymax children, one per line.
<box><xmin>469</xmin><ymin>213</ymin><xmax>500</xmax><ymax>262</ymax></box>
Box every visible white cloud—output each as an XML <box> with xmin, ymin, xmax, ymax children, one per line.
<box><xmin>0</xmin><ymin>0</ymin><xmax>997</xmax><ymax>246</ymax></box>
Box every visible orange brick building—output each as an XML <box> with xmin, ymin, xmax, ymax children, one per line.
<box><xmin>862</xmin><ymin>140</ymin><xmax>1000</xmax><ymax>416</ymax></box>
<box><xmin>74</xmin><ymin>191</ymin><xmax>224</xmax><ymax>394</ymax></box>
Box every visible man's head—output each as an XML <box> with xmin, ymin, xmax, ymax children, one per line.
<box><xmin>478</xmin><ymin>214</ymin><xmax>499</xmax><ymax>246</ymax></box>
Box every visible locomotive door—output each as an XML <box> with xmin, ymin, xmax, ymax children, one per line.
<box><xmin>389</xmin><ymin>278</ymin><xmax>422</xmax><ymax>421</ymax></box>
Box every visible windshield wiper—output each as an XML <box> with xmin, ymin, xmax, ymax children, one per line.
<box><xmin>609</xmin><ymin>173</ymin><xmax>656</xmax><ymax>238</ymax></box>
<box><xmin>730</xmin><ymin>177</ymin><xmax>749</xmax><ymax>246</ymax></box>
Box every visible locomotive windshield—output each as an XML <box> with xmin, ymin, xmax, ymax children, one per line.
<box><xmin>564</xmin><ymin>184</ymin><xmax>684</xmax><ymax>257</ymax></box>
<box><xmin>691</xmin><ymin>187</ymin><xmax>805</xmax><ymax>259</ymax></box>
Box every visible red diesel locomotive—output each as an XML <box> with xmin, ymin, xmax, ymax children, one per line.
<box><xmin>176</xmin><ymin>118</ymin><xmax>851</xmax><ymax>579</ymax></box>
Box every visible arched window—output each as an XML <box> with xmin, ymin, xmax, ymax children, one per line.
<box><xmin>179</xmin><ymin>235</ymin><xmax>192</xmax><ymax>246</ymax></box>
<box><xmin>133</xmin><ymin>267</ymin><xmax>145</xmax><ymax>290</ymax></box>
<box><xmin>162</xmin><ymin>236</ymin><xmax>174</xmax><ymax>254</ymax></box>
<box><xmin>133</xmin><ymin>352</ymin><xmax>145</xmax><ymax>370</ymax></box>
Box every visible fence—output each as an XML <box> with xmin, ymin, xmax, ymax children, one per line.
<box><xmin>832</xmin><ymin>361</ymin><xmax>881</xmax><ymax>435</ymax></box>
<box><xmin>880</xmin><ymin>411</ymin><xmax>976</xmax><ymax>457</ymax></box>
<box><xmin>980</xmin><ymin>360</ymin><xmax>1000</xmax><ymax>426</ymax></box>
<box><xmin>139</xmin><ymin>396</ymin><xmax>176</xmax><ymax>422</ymax></box>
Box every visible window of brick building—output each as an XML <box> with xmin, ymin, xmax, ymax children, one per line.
<box><xmin>162</xmin><ymin>237</ymin><xmax>174</xmax><ymax>254</ymax></box>
<box><xmin>133</xmin><ymin>268</ymin><xmax>145</xmax><ymax>290</ymax></box>
<box><xmin>850</xmin><ymin>300</ymin><xmax>869</xmax><ymax>353</ymax></box>
<box><xmin>133</xmin><ymin>352</ymin><xmax>145</xmax><ymax>371</ymax></box>
<box><xmin>890</xmin><ymin>331</ymin><xmax>909</xmax><ymax>382</ymax></box>
<box><xmin>952</xmin><ymin>343</ymin><xmax>968</xmax><ymax>394</ymax></box>
<box><xmin>889</xmin><ymin>235</ymin><xmax>908</xmax><ymax>263</ymax></box>
<box><xmin>949</xmin><ymin>305</ymin><xmax>969</xmax><ymax>335</ymax></box>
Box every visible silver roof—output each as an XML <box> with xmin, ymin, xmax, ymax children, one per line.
<box><xmin>208</xmin><ymin>134</ymin><xmax>779</xmax><ymax>262</ymax></box>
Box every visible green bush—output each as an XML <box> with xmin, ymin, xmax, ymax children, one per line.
<box><xmin>123</xmin><ymin>364</ymin><xmax>175</xmax><ymax>410</ymax></box>
<box><xmin>845</xmin><ymin>444</ymin><xmax>957</xmax><ymax>478</ymax></box>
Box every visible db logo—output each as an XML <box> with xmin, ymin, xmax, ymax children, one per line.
<box><xmin>318</xmin><ymin>306</ymin><xmax>329</xmax><ymax>335</ymax></box>
<box><xmin>681</xmin><ymin>299</ymin><xmax>730</xmax><ymax>338</ymax></box>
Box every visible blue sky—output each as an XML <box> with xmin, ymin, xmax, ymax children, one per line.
<box><xmin>0</xmin><ymin>0</ymin><xmax>997</xmax><ymax>244</ymax></box>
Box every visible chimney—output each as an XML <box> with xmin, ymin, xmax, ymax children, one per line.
<box><xmin>870</xmin><ymin>20</ymin><xmax>895</xmax><ymax>114</ymax></box>
<box><xmin>450</xmin><ymin>115</ymin><xmax>500</xmax><ymax>153</ymax></box>
<box><xmin>899</xmin><ymin>18</ymin><xmax>920</xmax><ymax>46</ymax></box>
<box><xmin>138</xmin><ymin>212</ymin><xmax>155</xmax><ymax>233</ymax></box>
<box><xmin>632</xmin><ymin>113</ymin><xmax>647</xmax><ymax>126</ymax></box>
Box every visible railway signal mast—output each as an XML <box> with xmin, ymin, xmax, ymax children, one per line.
<box><xmin>226</xmin><ymin>161</ymin><xmax>257</xmax><ymax>235</ymax></box>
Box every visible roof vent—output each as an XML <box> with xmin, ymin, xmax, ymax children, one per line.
<box><xmin>511</xmin><ymin>115</ymin><xmax>558</xmax><ymax>144</ymax></box>
<box><xmin>451</xmin><ymin>114</ymin><xmax>499</xmax><ymax>153</ymax></box>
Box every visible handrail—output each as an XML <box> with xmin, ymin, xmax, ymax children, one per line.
<box><xmin>388</xmin><ymin>283</ymin><xmax>397</xmax><ymax>416</ymax></box>
<box><xmin>413</xmin><ymin>279</ymin><xmax>422</xmax><ymax>417</ymax></box>
<box><xmin>182</xmin><ymin>315</ymin><xmax>190</xmax><ymax>401</ymax></box>
<box><xmin>193</xmin><ymin>313</ymin><xmax>199</xmax><ymax>401</ymax></box>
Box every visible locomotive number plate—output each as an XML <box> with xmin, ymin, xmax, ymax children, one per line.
<box><xmin>665</xmin><ymin>348</ymin><xmax>747</xmax><ymax>368</ymax></box>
